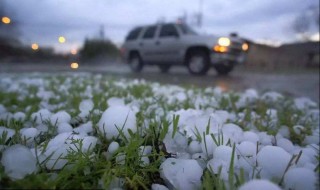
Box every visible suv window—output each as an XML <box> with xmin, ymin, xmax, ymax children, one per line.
<box><xmin>178</xmin><ymin>24</ymin><xmax>197</xmax><ymax>35</ymax></box>
<box><xmin>159</xmin><ymin>24</ymin><xmax>178</xmax><ymax>38</ymax></box>
<box><xmin>142</xmin><ymin>26</ymin><xmax>157</xmax><ymax>39</ymax></box>
<box><xmin>125</xmin><ymin>27</ymin><xmax>142</xmax><ymax>41</ymax></box>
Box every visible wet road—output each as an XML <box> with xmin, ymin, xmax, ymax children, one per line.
<box><xmin>0</xmin><ymin>62</ymin><xmax>319</xmax><ymax>102</ymax></box>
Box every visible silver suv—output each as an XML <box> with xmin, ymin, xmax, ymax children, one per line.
<box><xmin>121</xmin><ymin>23</ymin><xmax>249</xmax><ymax>75</ymax></box>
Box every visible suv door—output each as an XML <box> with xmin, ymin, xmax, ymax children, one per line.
<box><xmin>156</xmin><ymin>24</ymin><xmax>182</xmax><ymax>63</ymax></box>
<box><xmin>139</xmin><ymin>25</ymin><xmax>159</xmax><ymax>63</ymax></box>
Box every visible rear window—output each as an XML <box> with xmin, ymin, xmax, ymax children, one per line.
<box><xmin>142</xmin><ymin>26</ymin><xmax>157</xmax><ymax>39</ymax></box>
<box><xmin>125</xmin><ymin>27</ymin><xmax>142</xmax><ymax>41</ymax></box>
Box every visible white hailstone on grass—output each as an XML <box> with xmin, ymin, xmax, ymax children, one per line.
<box><xmin>214</xmin><ymin>145</ymin><xmax>237</xmax><ymax>166</ymax></box>
<box><xmin>214</xmin><ymin>110</ymin><xmax>230</xmax><ymax>124</ymax></box>
<box><xmin>108</xmin><ymin>141</ymin><xmax>120</xmax><ymax>154</ymax></box>
<box><xmin>174</xmin><ymin>91</ymin><xmax>187</xmax><ymax>102</ymax></box>
<box><xmin>222</xmin><ymin>123</ymin><xmax>243</xmax><ymax>143</ymax></box>
<box><xmin>294</xmin><ymin>97</ymin><xmax>317</xmax><ymax>110</ymax></box>
<box><xmin>237</xmin><ymin>141</ymin><xmax>257</xmax><ymax>172</ymax></box>
<box><xmin>20</xmin><ymin>128</ymin><xmax>39</xmax><ymax>143</ymax></box>
<box><xmin>242</xmin><ymin>131</ymin><xmax>260</xmax><ymax>144</ymax></box>
<box><xmin>57</xmin><ymin>123</ymin><xmax>73</xmax><ymax>134</ymax></box>
<box><xmin>160</xmin><ymin>158</ymin><xmax>203</xmax><ymax>190</ymax></box>
<box><xmin>98</xmin><ymin>105</ymin><xmax>137</xmax><ymax>140</ymax></box>
<box><xmin>278</xmin><ymin>126</ymin><xmax>290</xmax><ymax>139</ymax></box>
<box><xmin>207</xmin><ymin>158</ymin><xmax>229</xmax><ymax>181</ymax></box>
<box><xmin>1</xmin><ymin>144</ymin><xmax>37</xmax><ymax>180</ymax></box>
<box><xmin>0</xmin><ymin>104</ymin><xmax>6</xmax><ymax>114</ymax></box>
<box><xmin>188</xmin><ymin>141</ymin><xmax>202</xmax><ymax>154</ymax></box>
<box><xmin>36</xmin><ymin>124</ymin><xmax>48</xmax><ymax>133</ymax></box>
<box><xmin>0</xmin><ymin>127</ymin><xmax>15</xmax><ymax>143</ymax></box>
<box><xmin>80</xmin><ymin>136</ymin><xmax>98</xmax><ymax>152</ymax></box>
<box><xmin>115</xmin><ymin>153</ymin><xmax>126</xmax><ymax>165</ymax></box>
<box><xmin>257</xmin><ymin>132</ymin><xmax>273</xmax><ymax>145</ymax></box>
<box><xmin>13</xmin><ymin>112</ymin><xmax>26</xmax><ymax>121</ymax></box>
<box><xmin>293</xmin><ymin>125</ymin><xmax>304</xmax><ymax>135</ymax></box>
<box><xmin>107</xmin><ymin>97</ymin><xmax>125</xmax><ymax>107</ymax></box>
<box><xmin>139</xmin><ymin>146</ymin><xmax>152</xmax><ymax>166</ymax></box>
<box><xmin>163</xmin><ymin>131</ymin><xmax>188</xmax><ymax>153</ymax></box>
<box><xmin>284</xmin><ymin>167</ymin><xmax>317</xmax><ymax>190</ymax></box>
<box><xmin>44</xmin><ymin>144</ymin><xmax>69</xmax><ymax>170</ymax></box>
<box><xmin>201</xmin><ymin>134</ymin><xmax>232</xmax><ymax>157</ymax></box>
<box><xmin>31</xmin><ymin>109</ymin><xmax>52</xmax><ymax>124</ymax></box>
<box><xmin>151</xmin><ymin>184</ymin><xmax>169</xmax><ymax>190</ymax></box>
<box><xmin>261</xmin><ymin>91</ymin><xmax>283</xmax><ymax>103</ymax></box>
<box><xmin>50</xmin><ymin>111</ymin><xmax>71</xmax><ymax>126</ymax></box>
<box><xmin>73</xmin><ymin>121</ymin><xmax>93</xmax><ymax>134</ymax></box>
<box><xmin>257</xmin><ymin>145</ymin><xmax>291</xmax><ymax>180</ymax></box>
<box><xmin>239</xmin><ymin>179</ymin><xmax>281</xmax><ymax>190</ymax></box>
<box><xmin>277</xmin><ymin>138</ymin><xmax>294</xmax><ymax>153</ymax></box>
<box><xmin>79</xmin><ymin>99</ymin><xmax>94</xmax><ymax>112</ymax></box>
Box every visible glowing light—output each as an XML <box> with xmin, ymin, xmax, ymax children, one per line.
<box><xmin>71</xmin><ymin>49</ymin><xmax>77</xmax><ymax>55</ymax></box>
<box><xmin>2</xmin><ymin>17</ymin><xmax>11</xmax><ymax>24</ymax></box>
<box><xmin>31</xmin><ymin>43</ymin><xmax>39</xmax><ymax>51</ymax></box>
<box><xmin>70</xmin><ymin>62</ymin><xmax>79</xmax><ymax>69</ymax></box>
<box><xmin>58</xmin><ymin>36</ymin><xmax>66</xmax><ymax>43</ymax></box>
<box><xmin>218</xmin><ymin>37</ymin><xmax>231</xmax><ymax>46</ymax></box>
<box><xmin>242</xmin><ymin>43</ymin><xmax>249</xmax><ymax>51</ymax></box>
<box><xmin>213</xmin><ymin>45</ymin><xmax>228</xmax><ymax>53</ymax></box>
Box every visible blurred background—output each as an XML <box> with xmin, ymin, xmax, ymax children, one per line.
<box><xmin>0</xmin><ymin>0</ymin><xmax>319</xmax><ymax>101</ymax></box>
<box><xmin>1</xmin><ymin>0</ymin><xmax>319</xmax><ymax>65</ymax></box>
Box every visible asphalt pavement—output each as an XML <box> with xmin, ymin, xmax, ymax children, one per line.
<box><xmin>0</xmin><ymin>62</ymin><xmax>319</xmax><ymax>102</ymax></box>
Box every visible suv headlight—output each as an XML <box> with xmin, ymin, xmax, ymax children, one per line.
<box><xmin>218</xmin><ymin>37</ymin><xmax>231</xmax><ymax>46</ymax></box>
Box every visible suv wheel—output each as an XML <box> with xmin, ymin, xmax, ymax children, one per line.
<box><xmin>129</xmin><ymin>53</ymin><xmax>143</xmax><ymax>72</ymax></box>
<box><xmin>158</xmin><ymin>65</ymin><xmax>171</xmax><ymax>73</ymax></box>
<box><xmin>186</xmin><ymin>50</ymin><xmax>210</xmax><ymax>75</ymax></box>
<box><xmin>214</xmin><ymin>64</ymin><xmax>234</xmax><ymax>75</ymax></box>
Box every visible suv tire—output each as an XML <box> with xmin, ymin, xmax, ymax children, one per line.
<box><xmin>214</xmin><ymin>64</ymin><xmax>233</xmax><ymax>75</ymax></box>
<box><xmin>129</xmin><ymin>53</ymin><xmax>143</xmax><ymax>72</ymax></box>
<box><xmin>186</xmin><ymin>50</ymin><xmax>210</xmax><ymax>75</ymax></box>
<box><xmin>158</xmin><ymin>65</ymin><xmax>171</xmax><ymax>73</ymax></box>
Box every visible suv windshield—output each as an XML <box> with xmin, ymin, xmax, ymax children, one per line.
<box><xmin>178</xmin><ymin>24</ymin><xmax>197</xmax><ymax>35</ymax></box>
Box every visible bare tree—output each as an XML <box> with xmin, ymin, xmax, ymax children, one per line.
<box><xmin>292</xmin><ymin>5</ymin><xmax>319</xmax><ymax>41</ymax></box>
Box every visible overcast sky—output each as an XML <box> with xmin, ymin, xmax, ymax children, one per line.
<box><xmin>3</xmin><ymin>0</ymin><xmax>319</xmax><ymax>52</ymax></box>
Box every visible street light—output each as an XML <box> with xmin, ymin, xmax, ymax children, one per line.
<box><xmin>58</xmin><ymin>36</ymin><xmax>66</xmax><ymax>43</ymax></box>
<box><xmin>31</xmin><ymin>43</ymin><xmax>39</xmax><ymax>51</ymax></box>
<box><xmin>70</xmin><ymin>62</ymin><xmax>79</xmax><ymax>69</ymax></box>
<box><xmin>71</xmin><ymin>49</ymin><xmax>77</xmax><ymax>55</ymax></box>
<box><xmin>1</xmin><ymin>16</ymin><xmax>11</xmax><ymax>24</ymax></box>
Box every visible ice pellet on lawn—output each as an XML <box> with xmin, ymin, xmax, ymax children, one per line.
<box><xmin>115</xmin><ymin>153</ymin><xmax>126</xmax><ymax>165</ymax></box>
<box><xmin>107</xmin><ymin>141</ymin><xmax>120</xmax><ymax>154</ymax></box>
<box><xmin>188</xmin><ymin>140</ymin><xmax>202</xmax><ymax>154</ymax></box>
<box><xmin>242</xmin><ymin>131</ymin><xmax>260</xmax><ymax>143</ymax></box>
<box><xmin>278</xmin><ymin>125</ymin><xmax>290</xmax><ymax>139</ymax></box>
<box><xmin>107</xmin><ymin>97</ymin><xmax>125</xmax><ymax>107</ymax></box>
<box><xmin>214</xmin><ymin>145</ymin><xmax>236</xmax><ymax>165</ymax></box>
<box><xmin>20</xmin><ymin>128</ymin><xmax>39</xmax><ymax>143</ymax></box>
<box><xmin>293</xmin><ymin>125</ymin><xmax>304</xmax><ymax>135</ymax></box>
<box><xmin>163</xmin><ymin>131</ymin><xmax>188</xmax><ymax>153</ymax></box>
<box><xmin>98</xmin><ymin>105</ymin><xmax>137</xmax><ymax>140</ymax></box>
<box><xmin>261</xmin><ymin>91</ymin><xmax>283</xmax><ymax>102</ymax></box>
<box><xmin>81</xmin><ymin>136</ymin><xmax>98</xmax><ymax>152</ymax></box>
<box><xmin>79</xmin><ymin>99</ymin><xmax>94</xmax><ymax>112</ymax></box>
<box><xmin>160</xmin><ymin>158</ymin><xmax>203</xmax><ymax>190</ymax></box>
<box><xmin>237</xmin><ymin>141</ymin><xmax>256</xmax><ymax>157</ymax></box>
<box><xmin>294</xmin><ymin>97</ymin><xmax>317</xmax><ymax>110</ymax></box>
<box><xmin>1</xmin><ymin>144</ymin><xmax>37</xmax><ymax>180</ymax></box>
<box><xmin>31</xmin><ymin>109</ymin><xmax>52</xmax><ymax>124</ymax></box>
<box><xmin>0</xmin><ymin>104</ymin><xmax>6</xmax><ymax>114</ymax></box>
<box><xmin>207</xmin><ymin>158</ymin><xmax>229</xmax><ymax>180</ymax></box>
<box><xmin>222</xmin><ymin>123</ymin><xmax>243</xmax><ymax>143</ymax></box>
<box><xmin>44</xmin><ymin>144</ymin><xmax>69</xmax><ymax>170</ymax></box>
<box><xmin>57</xmin><ymin>123</ymin><xmax>73</xmax><ymax>134</ymax></box>
<box><xmin>239</xmin><ymin>179</ymin><xmax>281</xmax><ymax>190</ymax></box>
<box><xmin>13</xmin><ymin>112</ymin><xmax>26</xmax><ymax>121</ymax></box>
<box><xmin>73</xmin><ymin>121</ymin><xmax>93</xmax><ymax>134</ymax></box>
<box><xmin>0</xmin><ymin>127</ymin><xmax>15</xmax><ymax>143</ymax></box>
<box><xmin>50</xmin><ymin>111</ymin><xmax>71</xmax><ymax>126</ymax></box>
<box><xmin>284</xmin><ymin>167</ymin><xmax>317</xmax><ymax>190</ymax></box>
<box><xmin>257</xmin><ymin>145</ymin><xmax>291</xmax><ymax>180</ymax></box>
<box><xmin>151</xmin><ymin>184</ymin><xmax>169</xmax><ymax>190</ymax></box>
<box><xmin>277</xmin><ymin>138</ymin><xmax>294</xmax><ymax>152</ymax></box>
